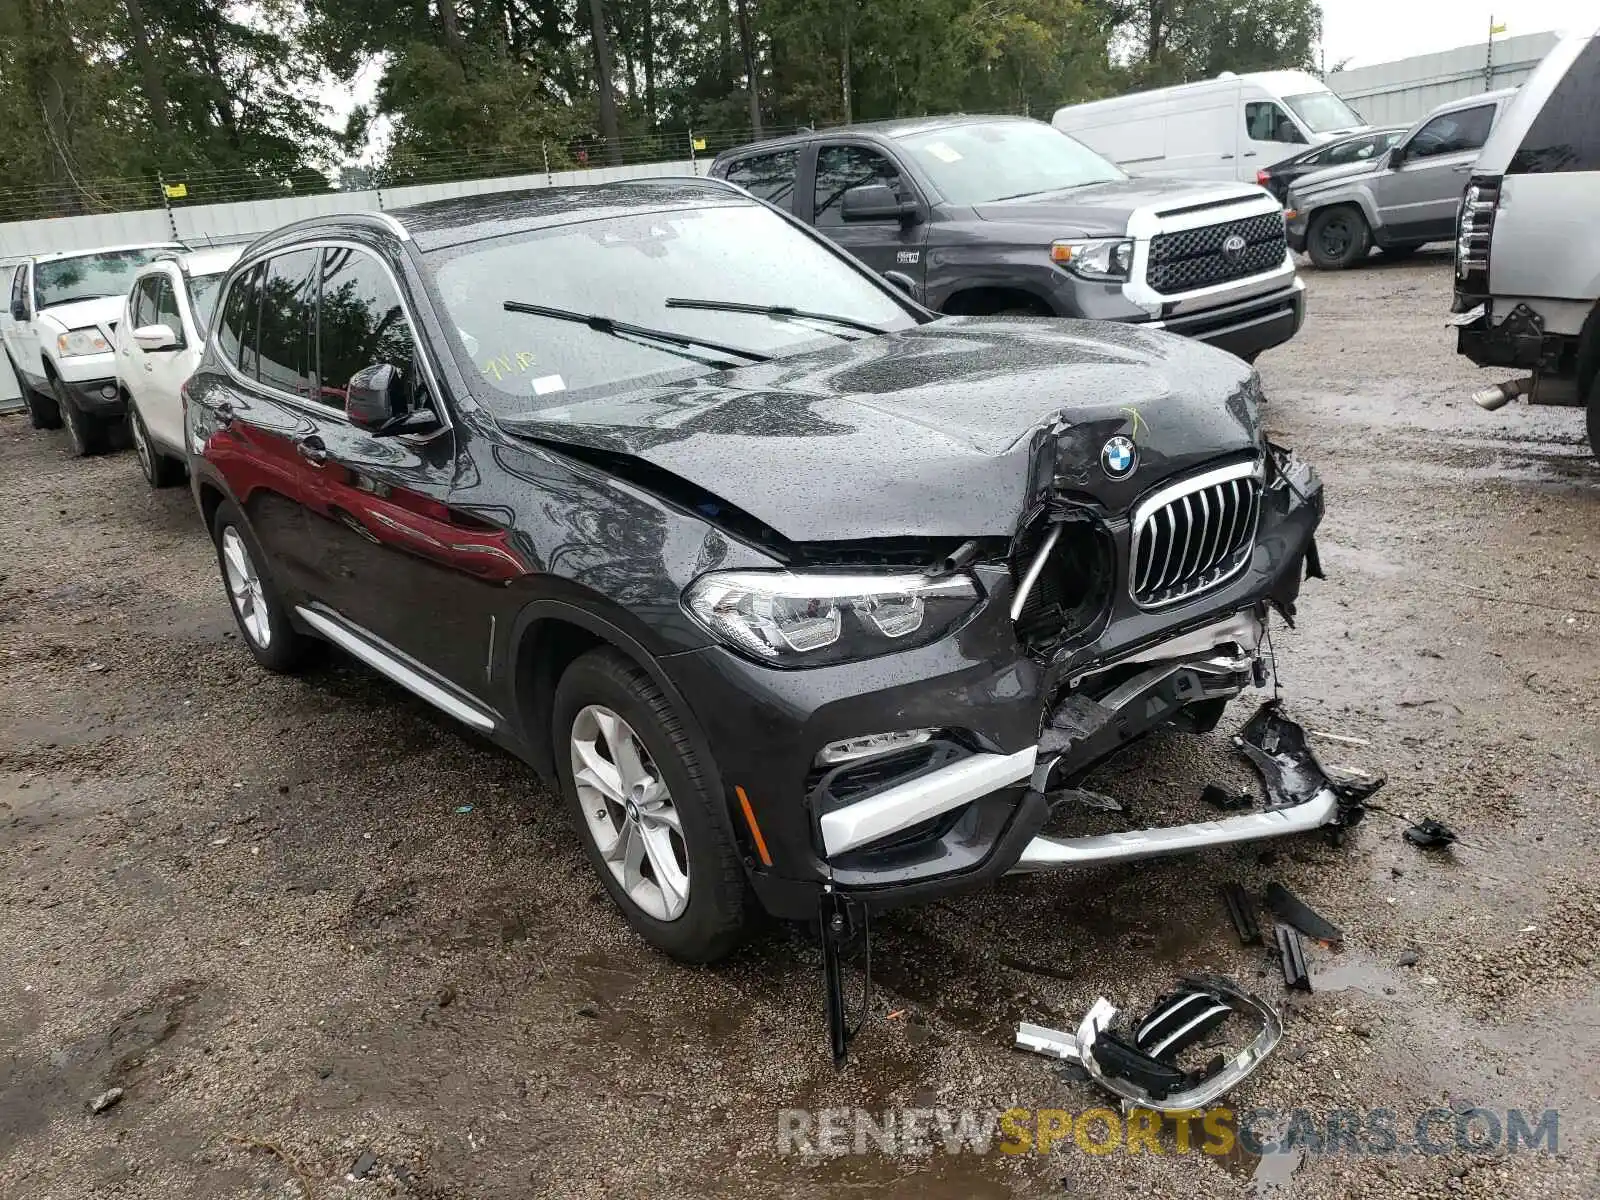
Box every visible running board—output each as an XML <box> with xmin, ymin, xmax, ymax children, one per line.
<box><xmin>294</xmin><ymin>605</ymin><xmax>497</xmax><ymax>733</ymax></box>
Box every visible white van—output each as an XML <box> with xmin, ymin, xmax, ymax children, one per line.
<box><xmin>1052</xmin><ymin>71</ymin><xmax>1370</xmax><ymax>183</ymax></box>
<box><xmin>1453</xmin><ymin>22</ymin><xmax>1600</xmax><ymax>454</ymax></box>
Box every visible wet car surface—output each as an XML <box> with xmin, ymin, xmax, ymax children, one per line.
<box><xmin>1</xmin><ymin>248</ymin><xmax>1597</xmax><ymax>1198</ymax></box>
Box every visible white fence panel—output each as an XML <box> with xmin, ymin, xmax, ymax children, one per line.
<box><xmin>1330</xmin><ymin>32</ymin><xmax>1561</xmax><ymax>127</ymax></box>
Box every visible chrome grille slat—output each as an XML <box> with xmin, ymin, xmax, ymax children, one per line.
<box><xmin>1129</xmin><ymin>462</ymin><xmax>1263</xmax><ymax>609</ymax></box>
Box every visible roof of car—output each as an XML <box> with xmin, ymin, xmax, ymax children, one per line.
<box><xmin>1428</xmin><ymin>87</ymin><xmax>1519</xmax><ymax>114</ymax></box>
<box><xmin>25</xmin><ymin>242</ymin><xmax>185</xmax><ymax>265</ymax></box>
<box><xmin>713</xmin><ymin>114</ymin><xmax>1039</xmax><ymax>160</ymax></box>
<box><xmin>143</xmin><ymin>245</ymin><xmax>245</xmax><ymax>278</ymax></box>
<box><xmin>388</xmin><ymin>179</ymin><xmax>750</xmax><ymax>249</ymax></box>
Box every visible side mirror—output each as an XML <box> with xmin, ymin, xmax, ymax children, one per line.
<box><xmin>133</xmin><ymin>323</ymin><xmax>180</xmax><ymax>352</ymax></box>
<box><xmin>1386</xmin><ymin>146</ymin><xmax>1405</xmax><ymax>169</ymax></box>
<box><xmin>346</xmin><ymin>363</ymin><xmax>404</xmax><ymax>431</ymax></box>
<box><xmin>841</xmin><ymin>184</ymin><xmax>914</xmax><ymax>223</ymax></box>
<box><xmin>9</xmin><ymin>299</ymin><xmax>26</xmax><ymax>322</ymax></box>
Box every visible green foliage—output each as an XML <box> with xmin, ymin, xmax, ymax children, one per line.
<box><xmin>0</xmin><ymin>0</ymin><xmax>1323</xmax><ymax>218</ymax></box>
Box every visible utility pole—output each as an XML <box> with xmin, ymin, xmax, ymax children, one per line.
<box><xmin>1484</xmin><ymin>15</ymin><xmax>1505</xmax><ymax>91</ymax></box>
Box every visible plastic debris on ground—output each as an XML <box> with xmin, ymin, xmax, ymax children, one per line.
<box><xmin>1403</xmin><ymin>818</ymin><xmax>1457</xmax><ymax>849</ymax></box>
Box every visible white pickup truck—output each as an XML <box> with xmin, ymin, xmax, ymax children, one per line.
<box><xmin>2</xmin><ymin>243</ymin><xmax>183</xmax><ymax>454</ymax></box>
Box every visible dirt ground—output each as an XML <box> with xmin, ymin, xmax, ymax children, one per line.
<box><xmin>2</xmin><ymin>250</ymin><xmax>1597</xmax><ymax>1200</ymax></box>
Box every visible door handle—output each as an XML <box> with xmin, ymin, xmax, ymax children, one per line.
<box><xmin>1221</xmin><ymin>153</ymin><xmax>1235</xmax><ymax>160</ymax></box>
<box><xmin>296</xmin><ymin>436</ymin><xmax>329</xmax><ymax>466</ymax></box>
<box><xmin>1242</xmin><ymin>151</ymin><xmax>1257</xmax><ymax>158</ymax></box>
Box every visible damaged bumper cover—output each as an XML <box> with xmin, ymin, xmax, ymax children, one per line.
<box><xmin>658</xmin><ymin>449</ymin><xmax>1333</xmax><ymax>922</ymax></box>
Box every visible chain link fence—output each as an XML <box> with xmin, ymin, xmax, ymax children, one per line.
<box><xmin>0</xmin><ymin>126</ymin><xmax>799</xmax><ymax>225</ymax></box>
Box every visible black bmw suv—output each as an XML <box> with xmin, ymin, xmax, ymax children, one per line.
<box><xmin>187</xmin><ymin>179</ymin><xmax>1329</xmax><ymax>965</ymax></box>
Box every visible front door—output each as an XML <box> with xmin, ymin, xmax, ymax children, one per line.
<box><xmin>1373</xmin><ymin>103</ymin><xmax>1498</xmax><ymax>243</ymax></box>
<box><xmin>1242</xmin><ymin>99</ymin><xmax>1311</xmax><ymax>179</ymax></box>
<box><xmin>808</xmin><ymin>143</ymin><xmax>929</xmax><ymax>300</ymax></box>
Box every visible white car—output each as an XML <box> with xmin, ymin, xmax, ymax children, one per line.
<box><xmin>114</xmin><ymin>246</ymin><xmax>242</xmax><ymax>487</ymax></box>
<box><xmin>2</xmin><ymin>243</ymin><xmax>184</xmax><ymax>455</ymax></box>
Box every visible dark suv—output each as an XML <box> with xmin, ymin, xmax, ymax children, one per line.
<box><xmin>187</xmin><ymin>180</ymin><xmax>1331</xmax><ymax>968</ymax></box>
<box><xmin>711</xmin><ymin>115</ymin><xmax>1305</xmax><ymax>363</ymax></box>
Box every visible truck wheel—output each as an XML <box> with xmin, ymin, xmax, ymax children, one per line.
<box><xmin>53</xmin><ymin>377</ymin><xmax>107</xmax><ymax>456</ymax></box>
<box><xmin>7</xmin><ymin>354</ymin><xmax>60</xmax><ymax>429</ymax></box>
<box><xmin>1307</xmin><ymin>208</ymin><xmax>1370</xmax><ymax>271</ymax></box>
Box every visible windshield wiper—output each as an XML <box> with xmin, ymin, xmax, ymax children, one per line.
<box><xmin>502</xmin><ymin>300</ymin><xmax>771</xmax><ymax>366</ymax></box>
<box><xmin>664</xmin><ymin>297</ymin><xmax>888</xmax><ymax>338</ymax></box>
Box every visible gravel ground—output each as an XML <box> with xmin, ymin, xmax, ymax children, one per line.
<box><xmin>2</xmin><ymin>250</ymin><xmax>1597</xmax><ymax>1200</ymax></box>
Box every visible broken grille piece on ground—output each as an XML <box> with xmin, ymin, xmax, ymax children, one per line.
<box><xmin>1275</xmin><ymin>924</ymin><xmax>1312</xmax><ymax>991</ymax></box>
<box><xmin>1222</xmin><ymin>882</ymin><xmax>1263</xmax><ymax>945</ymax></box>
<box><xmin>1265</xmin><ymin>882</ymin><xmax>1343</xmax><ymax>945</ymax></box>
<box><xmin>1015</xmin><ymin>975</ymin><xmax>1283</xmax><ymax>1111</ymax></box>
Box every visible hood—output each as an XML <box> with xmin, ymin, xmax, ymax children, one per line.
<box><xmin>35</xmin><ymin>295</ymin><xmax>124</xmax><ymax>334</ymax></box>
<box><xmin>501</xmin><ymin>318</ymin><xmax>1261</xmax><ymax>543</ymax></box>
<box><xmin>972</xmin><ymin>177</ymin><xmax>1268</xmax><ymax>235</ymax></box>
<box><xmin>1289</xmin><ymin>157</ymin><xmax>1382</xmax><ymax>198</ymax></box>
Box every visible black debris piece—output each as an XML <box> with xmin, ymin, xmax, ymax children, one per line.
<box><xmin>1222</xmin><ymin>883</ymin><xmax>1262</xmax><ymax>945</ymax></box>
<box><xmin>1202</xmin><ymin>783</ymin><xmax>1253</xmax><ymax>812</ymax></box>
<box><xmin>1275</xmin><ymin>925</ymin><xmax>1312</xmax><ymax>992</ymax></box>
<box><xmin>1090</xmin><ymin>1030</ymin><xmax>1192</xmax><ymax>1101</ymax></box>
<box><xmin>1403</xmin><ymin>818</ymin><xmax>1458</xmax><ymax>849</ymax></box>
<box><xmin>1234</xmin><ymin>700</ymin><xmax>1385</xmax><ymax>827</ymax></box>
<box><xmin>1265</xmin><ymin>882</ymin><xmax>1343</xmax><ymax>945</ymax></box>
<box><xmin>348</xmin><ymin>1150</ymin><xmax>379</xmax><ymax>1180</ymax></box>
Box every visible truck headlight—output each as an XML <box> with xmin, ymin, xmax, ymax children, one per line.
<box><xmin>1050</xmin><ymin>238</ymin><xmax>1134</xmax><ymax>281</ymax></box>
<box><xmin>56</xmin><ymin>328</ymin><xmax>110</xmax><ymax>357</ymax></box>
<box><xmin>683</xmin><ymin>571</ymin><xmax>981</xmax><ymax>666</ymax></box>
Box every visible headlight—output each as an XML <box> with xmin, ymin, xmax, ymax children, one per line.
<box><xmin>57</xmin><ymin>328</ymin><xmax>110</xmax><ymax>357</ymax></box>
<box><xmin>682</xmin><ymin>571</ymin><xmax>982</xmax><ymax>666</ymax></box>
<box><xmin>1050</xmin><ymin>238</ymin><xmax>1134</xmax><ymax>281</ymax></box>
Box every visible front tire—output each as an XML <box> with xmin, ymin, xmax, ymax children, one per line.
<box><xmin>130</xmin><ymin>402</ymin><xmax>182</xmax><ymax>487</ymax></box>
<box><xmin>53</xmin><ymin>376</ymin><xmax>107</xmax><ymax>456</ymax></box>
<box><xmin>1586</xmin><ymin>374</ymin><xmax>1599</xmax><ymax>461</ymax></box>
<box><xmin>553</xmin><ymin>648</ymin><xmax>751</xmax><ymax>963</ymax></box>
<box><xmin>1307</xmin><ymin>207</ymin><xmax>1371</xmax><ymax>270</ymax></box>
<box><xmin>210</xmin><ymin>500</ymin><xmax>316</xmax><ymax>673</ymax></box>
<box><xmin>8</xmin><ymin>354</ymin><xmax>60</xmax><ymax>429</ymax></box>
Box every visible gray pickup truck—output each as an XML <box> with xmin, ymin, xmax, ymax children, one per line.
<box><xmin>710</xmin><ymin>115</ymin><xmax>1305</xmax><ymax>363</ymax></box>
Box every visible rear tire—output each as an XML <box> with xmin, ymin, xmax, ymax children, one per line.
<box><xmin>210</xmin><ymin>500</ymin><xmax>316</xmax><ymax>674</ymax></box>
<box><xmin>1586</xmin><ymin>374</ymin><xmax>1599</xmax><ymax>461</ymax></box>
<box><xmin>53</xmin><ymin>376</ymin><xmax>107</xmax><ymax>456</ymax></box>
<box><xmin>130</xmin><ymin>403</ymin><xmax>182</xmax><ymax>487</ymax></box>
<box><xmin>1307</xmin><ymin>207</ymin><xmax>1371</xmax><ymax>271</ymax></box>
<box><xmin>553</xmin><ymin>647</ymin><xmax>752</xmax><ymax>963</ymax></box>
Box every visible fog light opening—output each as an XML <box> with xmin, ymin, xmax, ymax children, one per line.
<box><xmin>100</xmin><ymin>384</ymin><xmax>119</xmax><ymax>400</ymax></box>
<box><xmin>815</xmin><ymin>729</ymin><xmax>937</xmax><ymax>767</ymax></box>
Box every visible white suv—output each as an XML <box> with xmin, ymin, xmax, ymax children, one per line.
<box><xmin>2</xmin><ymin>243</ymin><xmax>183</xmax><ymax>455</ymax></box>
<box><xmin>115</xmin><ymin>247</ymin><xmax>242</xmax><ymax>487</ymax></box>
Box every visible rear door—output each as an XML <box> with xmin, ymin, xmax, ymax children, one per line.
<box><xmin>9</xmin><ymin>263</ymin><xmax>42</xmax><ymax>381</ymax></box>
<box><xmin>1374</xmin><ymin>102</ymin><xmax>1498</xmax><ymax>242</ymax></box>
<box><xmin>807</xmin><ymin>141</ymin><xmax>928</xmax><ymax>296</ymax></box>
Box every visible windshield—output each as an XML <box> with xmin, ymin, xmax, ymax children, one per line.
<box><xmin>33</xmin><ymin>248</ymin><xmax>169</xmax><ymax>309</ymax></box>
<box><xmin>897</xmin><ymin>121</ymin><xmax>1124</xmax><ymax>205</ymax></box>
<box><xmin>1284</xmin><ymin>91</ymin><xmax>1364</xmax><ymax>134</ymax></box>
<box><xmin>188</xmin><ymin>272</ymin><xmax>226</xmax><ymax>331</ymax></box>
<box><xmin>424</xmin><ymin>203</ymin><xmax>919</xmax><ymax>413</ymax></box>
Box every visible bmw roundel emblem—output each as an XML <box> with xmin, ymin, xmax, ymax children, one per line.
<box><xmin>1101</xmin><ymin>436</ymin><xmax>1137</xmax><ymax>479</ymax></box>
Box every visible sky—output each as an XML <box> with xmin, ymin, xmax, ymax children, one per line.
<box><xmin>1321</xmin><ymin>0</ymin><xmax>1594</xmax><ymax>70</ymax></box>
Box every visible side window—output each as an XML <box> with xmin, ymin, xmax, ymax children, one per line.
<box><xmin>1407</xmin><ymin>105</ymin><xmax>1495</xmax><ymax>159</ymax></box>
<box><xmin>130</xmin><ymin>276</ymin><xmax>161</xmax><ymax>329</ymax></box>
<box><xmin>256</xmin><ymin>250</ymin><xmax>319</xmax><ymax>399</ymax></box>
<box><xmin>813</xmin><ymin>145</ymin><xmax>904</xmax><ymax>226</ymax></box>
<box><xmin>154</xmin><ymin>275</ymin><xmax>184</xmax><ymax>340</ymax></box>
<box><xmin>216</xmin><ymin>263</ymin><xmax>262</xmax><ymax>371</ymax></box>
<box><xmin>2</xmin><ymin>267</ymin><xmax>17</xmax><ymax>313</ymax></box>
<box><xmin>724</xmin><ymin>149</ymin><xmax>799</xmax><ymax>211</ymax></box>
<box><xmin>1246</xmin><ymin>102</ymin><xmax>1306</xmax><ymax>144</ymax></box>
<box><xmin>1509</xmin><ymin>38</ymin><xmax>1600</xmax><ymax>174</ymax></box>
<box><xmin>316</xmin><ymin>247</ymin><xmax>416</xmax><ymax>408</ymax></box>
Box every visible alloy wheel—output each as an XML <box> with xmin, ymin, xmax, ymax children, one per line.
<box><xmin>220</xmin><ymin>526</ymin><xmax>272</xmax><ymax>649</ymax></box>
<box><xmin>570</xmin><ymin>704</ymin><xmax>690</xmax><ymax>922</ymax></box>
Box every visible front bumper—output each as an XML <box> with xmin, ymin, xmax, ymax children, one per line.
<box><xmin>659</xmin><ymin>454</ymin><xmax>1327</xmax><ymax>922</ymax></box>
<box><xmin>54</xmin><ymin>374</ymin><xmax>125</xmax><ymax>417</ymax></box>
<box><xmin>1148</xmin><ymin>280</ymin><xmax>1305</xmax><ymax>361</ymax></box>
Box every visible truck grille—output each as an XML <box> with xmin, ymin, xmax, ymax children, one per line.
<box><xmin>1131</xmin><ymin>462</ymin><xmax>1262</xmax><ymax>608</ymax></box>
<box><xmin>1146</xmin><ymin>213</ymin><xmax>1287</xmax><ymax>296</ymax></box>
